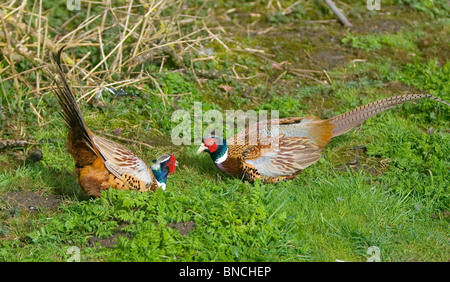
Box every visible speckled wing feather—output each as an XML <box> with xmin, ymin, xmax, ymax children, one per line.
<box><xmin>243</xmin><ymin>134</ymin><xmax>322</xmax><ymax>177</ymax></box>
<box><xmin>230</xmin><ymin>116</ymin><xmax>334</xmax><ymax>149</ymax></box>
<box><xmin>92</xmin><ymin>135</ymin><xmax>154</xmax><ymax>190</ymax></box>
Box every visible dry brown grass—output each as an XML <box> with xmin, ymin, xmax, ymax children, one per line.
<box><xmin>0</xmin><ymin>0</ymin><xmax>226</xmax><ymax>104</ymax></box>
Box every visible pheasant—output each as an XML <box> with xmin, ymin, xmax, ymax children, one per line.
<box><xmin>49</xmin><ymin>47</ymin><xmax>177</xmax><ymax>197</ymax></box>
<box><xmin>197</xmin><ymin>94</ymin><xmax>449</xmax><ymax>183</ymax></box>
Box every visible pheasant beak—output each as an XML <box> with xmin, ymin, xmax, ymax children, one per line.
<box><xmin>197</xmin><ymin>143</ymin><xmax>208</xmax><ymax>154</ymax></box>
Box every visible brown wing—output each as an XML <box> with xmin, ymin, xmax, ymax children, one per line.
<box><xmin>229</xmin><ymin>116</ymin><xmax>333</xmax><ymax>148</ymax></box>
<box><xmin>243</xmin><ymin>134</ymin><xmax>322</xmax><ymax>177</ymax></box>
<box><xmin>92</xmin><ymin>135</ymin><xmax>154</xmax><ymax>189</ymax></box>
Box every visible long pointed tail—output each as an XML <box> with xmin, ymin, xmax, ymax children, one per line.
<box><xmin>50</xmin><ymin>47</ymin><xmax>95</xmax><ymax>152</ymax></box>
<box><xmin>328</xmin><ymin>94</ymin><xmax>449</xmax><ymax>138</ymax></box>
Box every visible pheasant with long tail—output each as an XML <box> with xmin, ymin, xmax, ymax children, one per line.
<box><xmin>197</xmin><ymin>94</ymin><xmax>449</xmax><ymax>183</ymax></box>
<box><xmin>49</xmin><ymin>47</ymin><xmax>177</xmax><ymax>197</ymax></box>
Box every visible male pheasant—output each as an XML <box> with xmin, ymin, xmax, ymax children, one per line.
<box><xmin>197</xmin><ymin>94</ymin><xmax>449</xmax><ymax>183</ymax></box>
<box><xmin>50</xmin><ymin>47</ymin><xmax>177</xmax><ymax>197</ymax></box>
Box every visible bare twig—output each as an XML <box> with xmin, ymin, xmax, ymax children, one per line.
<box><xmin>0</xmin><ymin>139</ymin><xmax>40</xmax><ymax>149</ymax></box>
<box><xmin>324</xmin><ymin>0</ymin><xmax>352</xmax><ymax>28</ymax></box>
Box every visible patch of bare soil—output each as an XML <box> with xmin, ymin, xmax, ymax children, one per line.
<box><xmin>382</xmin><ymin>81</ymin><xmax>419</xmax><ymax>94</ymax></box>
<box><xmin>351</xmin><ymin>18</ymin><xmax>408</xmax><ymax>34</ymax></box>
<box><xmin>87</xmin><ymin>223</ymin><xmax>131</xmax><ymax>248</ymax></box>
<box><xmin>252</xmin><ymin>25</ymin><xmax>354</xmax><ymax>70</ymax></box>
<box><xmin>311</xmin><ymin>49</ymin><xmax>349</xmax><ymax>69</ymax></box>
<box><xmin>336</xmin><ymin>145</ymin><xmax>389</xmax><ymax>177</ymax></box>
<box><xmin>3</xmin><ymin>191</ymin><xmax>62</xmax><ymax>212</ymax></box>
<box><xmin>167</xmin><ymin>221</ymin><xmax>196</xmax><ymax>236</ymax></box>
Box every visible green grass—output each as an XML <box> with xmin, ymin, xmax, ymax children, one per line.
<box><xmin>2</xmin><ymin>151</ymin><xmax>448</xmax><ymax>261</ymax></box>
<box><xmin>0</xmin><ymin>1</ymin><xmax>449</xmax><ymax>262</ymax></box>
<box><xmin>342</xmin><ymin>31</ymin><xmax>422</xmax><ymax>52</ymax></box>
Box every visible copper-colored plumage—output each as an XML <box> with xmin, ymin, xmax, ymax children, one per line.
<box><xmin>199</xmin><ymin>94</ymin><xmax>448</xmax><ymax>183</ymax></box>
<box><xmin>50</xmin><ymin>47</ymin><xmax>174</xmax><ymax>197</ymax></box>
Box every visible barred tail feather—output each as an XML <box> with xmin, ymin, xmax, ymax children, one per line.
<box><xmin>50</xmin><ymin>46</ymin><xmax>95</xmax><ymax>152</ymax></box>
<box><xmin>328</xmin><ymin>94</ymin><xmax>449</xmax><ymax>138</ymax></box>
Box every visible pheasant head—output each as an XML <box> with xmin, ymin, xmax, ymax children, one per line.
<box><xmin>197</xmin><ymin>136</ymin><xmax>228</xmax><ymax>164</ymax></box>
<box><xmin>150</xmin><ymin>153</ymin><xmax>177</xmax><ymax>190</ymax></box>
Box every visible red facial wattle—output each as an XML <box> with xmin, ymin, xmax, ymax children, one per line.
<box><xmin>204</xmin><ymin>138</ymin><xmax>218</xmax><ymax>153</ymax></box>
<box><xmin>208</xmin><ymin>143</ymin><xmax>218</xmax><ymax>153</ymax></box>
<box><xmin>166</xmin><ymin>154</ymin><xmax>177</xmax><ymax>174</ymax></box>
